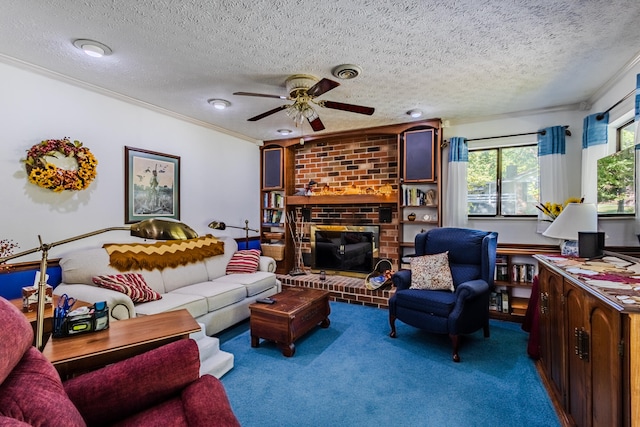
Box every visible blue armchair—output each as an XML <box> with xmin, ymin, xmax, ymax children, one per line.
<box><xmin>389</xmin><ymin>228</ymin><xmax>498</xmax><ymax>362</ymax></box>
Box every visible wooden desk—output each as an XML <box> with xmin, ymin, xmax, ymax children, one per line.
<box><xmin>42</xmin><ymin>309</ymin><xmax>200</xmax><ymax>379</ymax></box>
<box><xmin>12</xmin><ymin>296</ymin><xmax>92</xmax><ymax>346</ymax></box>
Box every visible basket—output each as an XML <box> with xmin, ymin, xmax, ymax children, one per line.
<box><xmin>365</xmin><ymin>259</ymin><xmax>394</xmax><ymax>290</ymax></box>
<box><xmin>261</xmin><ymin>243</ymin><xmax>285</xmax><ymax>261</ymax></box>
<box><xmin>263</xmin><ymin>232</ymin><xmax>284</xmax><ymax>240</ymax></box>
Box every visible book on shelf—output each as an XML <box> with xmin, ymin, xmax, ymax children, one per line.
<box><xmin>262</xmin><ymin>209</ymin><xmax>283</xmax><ymax>224</ymax></box>
<box><xmin>501</xmin><ymin>291</ymin><xmax>510</xmax><ymax>313</ymax></box>
<box><xmin>402</xmin><ymin>185</ymin><xmax>428</xmax><ymax>206</ymax></box>
<box><xmin>510</xmin><ymin>263</ymin><xmax>536</xmax><ymax>283</ymax></box>
<box><xmin>263</xmin><ymin>191</ymin><xmax>284</xmax><ymax>208</ymax></box>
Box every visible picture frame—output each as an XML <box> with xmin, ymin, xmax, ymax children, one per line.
<box><xmin>124</xmin><ymin>146</ymin><xmax>180</xmax><ymax>224</ymax></box>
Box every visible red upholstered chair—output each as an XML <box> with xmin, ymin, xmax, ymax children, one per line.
<box><xmin>0</xmin><ymin>297</ymin><xmax>240</xmax><ymax>427</ymax></box>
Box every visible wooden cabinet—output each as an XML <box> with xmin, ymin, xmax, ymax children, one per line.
<box><xmin>260</xmin><ymin>146</ymin><xmax>288</xmax><ymax>272</ymax></box>
<box><xmin>536</xmin><ymin>256</ymin><xmax>637</xmax><ymax>427</ymax></box>
<box><xmin>398</xmin><ymin>127</ymin><xmax>442</xmax><ymax>265</ymax></box>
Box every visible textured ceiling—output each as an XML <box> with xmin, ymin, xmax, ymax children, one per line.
<box><xmin>1</xmin><ymin>0</ymin><xmax>640</xmax><ymax>143</ymax></box>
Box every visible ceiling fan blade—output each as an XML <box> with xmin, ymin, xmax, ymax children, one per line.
<box><xmin>322</xmin><ymin>100</ymin><xmax>375</xmax><ymax>115</ymax></box>
<box><xmin>248</xmin><ymin>105</ymin><xmax>288</xmax><ymax>121</ymax></box>
<box><xmin>306</xmin><ymin>78</ymin><xmax>340</xmax><ymax>98</ymax></box>
<box><xmin>308</xmin><ymin>116</ymin><xmax>325</xmax><ymax>131</ymax></box>
<box><xmin>234</xmin><ymin>91</ymin><xmax>287</xmax><ymax>100</ymax></box>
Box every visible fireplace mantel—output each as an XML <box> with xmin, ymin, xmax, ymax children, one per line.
<box><xmin>286</xmin><ymin>194</ymin><xmax>396</xmax><ymax>206</ymax></box>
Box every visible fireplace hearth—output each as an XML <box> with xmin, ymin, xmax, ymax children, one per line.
<box><xmin>310</xmin><ymin>225</ymin><xmax>379</xmax><ymax>275</ymax></box>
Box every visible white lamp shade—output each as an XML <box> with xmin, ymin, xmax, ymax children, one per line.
<box><xmin>542</xmin><ymin>203</ymin><xmax>597</xmax><ymax>241</ymax></box>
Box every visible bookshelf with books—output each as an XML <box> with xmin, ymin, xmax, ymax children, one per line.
<box><xmin>490</xmin><ymin>245</ymin><xmax>559</xmax><ymax>322</ymax></box>
<box><xmin>398</xmin><ymin>127</ymin><xmax>442</xmax><ymax>266</ymax></box>
<box><xmin>260</xmin><ymin>146</ymin><xmax>289</xmax><ymax>270</ymax></box>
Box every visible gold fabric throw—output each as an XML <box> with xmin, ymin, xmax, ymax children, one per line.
<box><xmin>103</xmin><ymin>235</ymin><xmax>224</xmax><ymax>271</ymax></box>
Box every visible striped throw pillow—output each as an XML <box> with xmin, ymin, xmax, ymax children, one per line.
<box><xmin>226</xmin><ymin>249</ymin><xmax>261</xmax><ymax>274</ymax></box>
<box><xmin>92</xmin><ymin>273</ymin><xmax>162</xmax><ymax>303</ymax></box>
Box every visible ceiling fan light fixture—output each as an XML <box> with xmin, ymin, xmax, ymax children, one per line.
<box><xmin>73</xmin><ymin>39</ymin><xmax>112</xmax><ymax>57</ymax></box>
<box><xmin>208</xmin><ymin>99</ymin><xmax>231</xmax><ymax>110</ymax></box>
<box><xmin>407</xmin><ymin>109</ymin><xmax>423</xmax><ymax>118</ymax></box>
<box><xmin>332</xmin><ymin>64</ymin><xmax>362</xmax><ymax>80</ymax></box>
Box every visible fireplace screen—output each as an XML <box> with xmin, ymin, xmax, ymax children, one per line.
<box><xmin>311</xmin><ymin>225</ymin><xmax>379</xmax><ymax>274</ymax></box>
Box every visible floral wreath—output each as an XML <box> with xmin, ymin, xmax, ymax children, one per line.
<box><xmin>24</xmin><ymin>138</ymin><xmax>98</xmax><ymax>192</ymax></box>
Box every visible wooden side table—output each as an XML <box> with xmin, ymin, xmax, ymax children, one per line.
<box><xmin>42</xmin><ymin>309</ymin><xmax>200</xmax><ymax>379</ymax></box>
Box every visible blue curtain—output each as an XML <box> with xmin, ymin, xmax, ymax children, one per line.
<box><xmin>538</xmin><ymin>126</ymin><xmax>568</xmax><ymax>231</ymax></box>
<box><xmin>581</xmin><ymin>113</ymin><xmax>609</xmax><ymax>203</ymax></box>
<box><xmin>445</xmin><ymin>137</ymin><xmax>468</xmax><ymax>227</ymax></box>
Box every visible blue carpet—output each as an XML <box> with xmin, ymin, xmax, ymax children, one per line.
<box><xmin>218</xmin><ymin>302</ymin><xmax>559</xmax><ymax>427</ymax></box>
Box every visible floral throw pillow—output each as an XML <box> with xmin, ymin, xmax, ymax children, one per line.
<box><xmin>409</xmin><ymin>252</ymin><xmax>454</xmax><ymax>291</ymax></box>
<box><xmin>92</xmin><ymin>273</ymin><xmax>162</xmax><ymax>303</ymax></box>
<box><xmin>226</xmin><ymin>249</ymin><xmax>261</xmax><ymax>274</ymax></box>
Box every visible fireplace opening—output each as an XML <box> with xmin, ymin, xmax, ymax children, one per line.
<box><xmin>311</xmin><ymin>225</ymin><xmax>379</xmax><ymax>275</ymax></box>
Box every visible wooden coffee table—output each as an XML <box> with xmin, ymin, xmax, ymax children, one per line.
<box><xmin>42</xmin><ymin>309</ymin><xmax>200</xmax><ymax>379</ymax></box>
<box><xmin>249</xmin><ymin>287</ymin><xmax>330</xmax><ymax>357</ymax></box>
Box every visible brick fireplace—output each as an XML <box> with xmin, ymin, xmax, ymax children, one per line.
<box><xmin>291</xmin><ymin>134</ymin><xmax>400</xmax><ymax>269</ymax></box>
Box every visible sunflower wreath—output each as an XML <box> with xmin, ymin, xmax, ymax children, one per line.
<box><xmin>24</xmin><ymin>138</ymin><xmax>98</xmax><ymax>192</ymax></box>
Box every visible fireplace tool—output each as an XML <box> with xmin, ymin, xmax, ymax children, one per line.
<box><xmin>286</xmin><ymin>209</ymin><xmax>306</xmax><ymax>276</ymax></box>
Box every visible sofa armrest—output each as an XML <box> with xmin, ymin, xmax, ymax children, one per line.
<box><xmin>391</xmin><ymin>269</ymin><xmax>412</xmax><ymax>291</ymax></box>
<box><xmin>54</xmin><ymin>284</ymin><xmax>135</xmax><ymax>321</ymax></box>
<box><xmin>259</xmin><ymin>256</ymin><xmax>276</xmax><ymax>273</ymax></box>
<box><xmin>64</xmin><ymin>339</ymin><xmax>201</xmax><ymax>426</ymax></box>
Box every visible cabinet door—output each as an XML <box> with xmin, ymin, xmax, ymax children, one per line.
<box><xmin>262</xmin><ymin>147</ymin><xmax>283</xmax><ymax>189</ymax></box>
<box><xmin>588</xmin><ymin>294</ymin><xmax>622</xmax><ymax>427</ymax></box>
<box><xmin>539</xmin><ymin>265</ymin><xmax>566</xmax><ymax>402</ymax></box>
<box><xmin>564</xmin><ymin>281</ymin><xmax>589</xmax><ymax>427</ymax></box>
<box><xmin>402</xmin><ymin>128</ymin><xmax>436</xmax><ymax>182</ymax></box>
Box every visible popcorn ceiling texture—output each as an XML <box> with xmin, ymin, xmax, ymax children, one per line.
<box><xmin>0</xmin><ymin>0</ymin><xmax>639</xmax><ymax>141</ymax></box>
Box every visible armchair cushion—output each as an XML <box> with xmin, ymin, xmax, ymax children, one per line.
<box><xmin>393</xmin><ymin>289</ymin><xmax>456</xmax><ymax>317</ymax></box>
<box><xmin>409</xmin><ymin>252</ymin><xmax>454</xmax><ymax>291</ymax></box>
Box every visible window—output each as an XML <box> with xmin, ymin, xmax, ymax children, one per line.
<box><xmin>596</xmin><ymin>120</ymin><xmax>636</xmax><ymax>216</ymax></box>
<box><xmin>467</xmin><ymin>145</ymin><xmax>539</xmax><ymax>216</ymax></box>
<box><xmin>618</xmin><ymin>119</ymin><xmax>635</xmax><ymax>151</ymax></box>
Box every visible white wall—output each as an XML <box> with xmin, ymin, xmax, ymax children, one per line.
<box><xmin>0</xmin><ymin>60</ymin><xmax>260</xmax><ymax>262</ymax></box>
<box><xmin>442</xmin><ymin>58</ymin><xmax>640</xmax><ymax>246</ymax></box>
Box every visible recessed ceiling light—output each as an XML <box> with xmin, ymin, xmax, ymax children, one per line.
<box><xmin>332</xmin><ymin>64</ymin><xmax>362</xmax><ymax>79</ymax></box>
<box><xmin>73</xmin><ymin>39</ymin><xmax>112</xmax><ymax>57</ymax></box>
<box><xmin>208</xmin><ymin>99</ymin><xmax>231</xmax><ymax>110</ymax></box>
<box><xmin>407</xmin><ymin>109</ymin><xmax>423</xmax><ymax>118</ymax></box>
<box><xmin>278</xmin><ymin>129</ymin><xmax>292</xmax><ymax>135</ymax></box>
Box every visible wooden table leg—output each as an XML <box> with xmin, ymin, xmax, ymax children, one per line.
<box><xmin>281</xmin><ymin>343</ymin><xmax>295</xmax><ymax>357</ymax></box>
<box><xmin>251</xmin><ymin>335</ymin><xmax>259</xmax><ymax>348</ymax></box>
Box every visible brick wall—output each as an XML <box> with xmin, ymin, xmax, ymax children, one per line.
<box><xmin>291</xmin><ymin>134</ymin><xmax>400</xmax><ymax>266</ymax></box>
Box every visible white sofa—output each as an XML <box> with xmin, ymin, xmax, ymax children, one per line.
<box><xmin>54</xmin><ymin>236</ymin><xmax>281</xmax><ymax>336</ymax></box>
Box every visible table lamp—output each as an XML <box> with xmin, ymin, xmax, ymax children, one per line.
<box><xmin>542</xmin><ymin>203</ymin><xmax>597</xmax><ymax>256</ymax></box>
<box><xmin>208</xmin><ymin>219</ymin><xmax>258</xmax><ymax>250</ymax></box>
<box><xmin>0</xmin><ymin>218</ymin><xmax>198</xmax><ymax>350</ymax></box>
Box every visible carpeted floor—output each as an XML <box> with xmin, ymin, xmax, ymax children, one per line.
<box><xmin>217</xmin><ymin>302</ymin><xmax>559</xmax><ymax>427</ymax></box>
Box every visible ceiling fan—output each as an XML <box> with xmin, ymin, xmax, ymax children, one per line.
<box><xmin>233</xmin><ymin>74</ymin><xmax>375</xmax><ymax>132</ymax></box>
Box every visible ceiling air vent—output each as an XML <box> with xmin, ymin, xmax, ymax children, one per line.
<box><xmin>332</xmin><ymin>64</ymin><xmax>362</xmax><ymax>80</ymax></box>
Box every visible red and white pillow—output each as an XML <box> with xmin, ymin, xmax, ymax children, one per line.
<box><xmin>92</xmin><ymin>273</ymin><xmax>162</xmax><ymax>303</ymax></box>
<box><xmin>226</xmin><ymin>249</ymin><xmax>261</xmax><ymax>274</ymax></box>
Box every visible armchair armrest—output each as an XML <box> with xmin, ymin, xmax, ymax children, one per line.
<box><xmin>64</xmin><ymin>339</ymin><xmax>201</xmax><ymax>426</ymax></box>
<box><xmin>391</xmin><ymin>269</ymin><xmax>412</xmax><ymax>291</ymax></box>
<box><xmin>454</xmin><ymin>279</ymin><xmax>489</xmax><ymax>300</ymax></box>
<box><xmin>259</xmin><ymin>256</ymin><xmax>276</xmax><ymax>272</ymax></box>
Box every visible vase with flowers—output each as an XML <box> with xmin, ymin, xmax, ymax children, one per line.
<box><xmin>536</xmin><ymin>197</ymin><xmax>583</xmax><ymax>221</ymax></box>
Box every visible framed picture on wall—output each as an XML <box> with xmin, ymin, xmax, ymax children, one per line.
<box><xmin>124</xmin><ymin>146</ymin><xmax>180</xmax><ymax>224</ymax></box>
